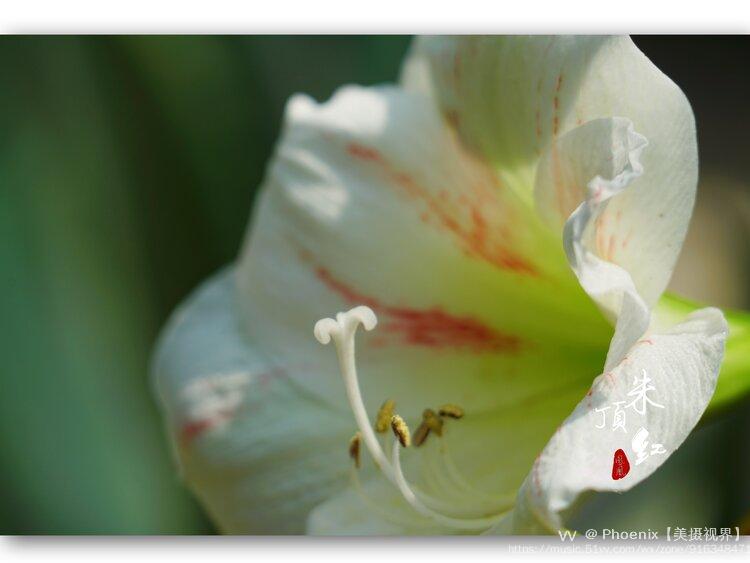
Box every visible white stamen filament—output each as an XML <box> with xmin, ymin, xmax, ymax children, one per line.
<box><xmin>315</xmin><ymin>306</ymin><xmax>514</xmax><ymax>531</ymax></box>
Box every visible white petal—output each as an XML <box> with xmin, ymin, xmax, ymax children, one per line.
<box><xmin>501</xmin><ymin>307</ymin><xmax>727</xmax><ymax>533</ymax></box>
<box><xmin>534</xmin><ymin>117</ymin><xmax>647</xmax><ymax>232</ymax></box>
<box><xmin>307</xmin><ymin>475</ymin><xmax>445</xmax><ymax>535</ymax></box>
<box><xmin>404</xmin><ymin>36</ymin><xmax>697</xmax><ymax>306</ymax></box>
<box><xmin>236</xmin><ymin>84</ymin><xmax>611</xmax><ymax>421</ymax></box>
<box><xmin>541</xmin><ymin>117</ymin><xmax>653</xmax><ymax>367</ymax></box>
<box><xmin>153</xmin><ymin>269</ymin><xmax>352</xmax><ymax>533</ymax></box>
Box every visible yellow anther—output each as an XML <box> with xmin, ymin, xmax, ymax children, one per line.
<box><xmin>375</xmin><ymin>399</ymin><xmax>396</xmax><ymax>433</ymax></box>
<box><xmin>349</xmin><ymin>432</ymin><xmax>362</xmax><ymax>468</ymax></box>
<box><xmin>413</xmin><ymin>421</ymin><xmax>430</xmax><ymax>447</ymax></box>
<box><xmin>390</xmin><ymin>414</ymin><xmax>411</xmax><ymax>448</ymax></box>
<box><xmin>423</xmin><ymin>408</ymin><xmax>444</xmax><ymax>436</ymax></box>
<box><xmin>438</xmin><ymin>404</ymin><xmax>464</xmax><ymax>419</ymax></box>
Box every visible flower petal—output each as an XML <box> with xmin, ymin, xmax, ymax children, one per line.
<box><xmin>500</xmin><ymin>307</ymin><xmax>727</xmax><ymax>533</ymax></box>
<box><xmin>534</xmin><ymin>117</ymin><xmax>647</xmax><ymax>233</ymax></box>
<box><xmin>402</xmin><ymin>36</ymin><xmax>610</xmax><ymax>176</ymax></box>
<box><xmin>403</xmin><ymin>36</ymin><xmax>697</xmax><ymax>307</ymax></box>
<box><xmin>307</xmin><ymin>474</ymin><xmax>445</xmax><ymax>535</ymax></box>
<box><xmin>236</xmin><ymin>84</ymin><xmax>611</xmax><ymax>420</ymax></box>
<box><xmin>541</xmin><ymin>117</ymin><xmax>653</xmax><ymax>368</ymax></box>
<box><xmin>153</xmin><ymin>269</ymin><xmax>352</xmax><ymax>533</ymax></box>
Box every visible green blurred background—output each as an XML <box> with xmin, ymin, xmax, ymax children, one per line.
<box><xmin>0</xmin><ymin>36</ymin><xmax>748</xmax><ymax>534</ymax></box>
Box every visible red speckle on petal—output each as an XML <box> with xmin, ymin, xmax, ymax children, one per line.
<box><xmin>312</xmin><ymin>264</ymin><xmax>521</xmax><ymax>354</ymax></box>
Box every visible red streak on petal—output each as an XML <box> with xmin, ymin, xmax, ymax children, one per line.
<box><xmin>595</xmin><ymin>212</ymin><xmax>608</xmax><ymax>257</ymax></box>
<box><xmin>314</xmin><ymin>266</ymin><xmax>378</xmax><ymax>310</ymax></box>
<box><xmin>453</xmin><ymin>52</ymin><xmax>462</xmax><ymax>84</ymax></box>
<box><xmin>346</xmin><ymin>141</ymin><xmax>539</xmax><ymax>277</ymax></box>
<box><xmin>180</xmin><ymin>418</ymin><xmax>217</xmax><ymax>446</ymax></box>
<box><xmin>445</xmin><ymin>109</ymin><xmax>461</xmax><ymax>130</ymax></box>
<box><xmin>179</xmin><ymin>369</ymin><xmax>288</xmax><ymax>447</ymax></box>
<box><xmin>346</xmin><ymin>143</ymin><xmax>382</xmax><ymax>162</ymax></box>
<box><xmin>552</xmin><ymin>74</ymin><xmax>564</xmax><ymax>137</ymax></box>
<box><xmin>607</xmin><ymin>234</ymin><xmax>617</xmax><ymax>261</ymax></box>
<box><xmin>179</xmin><ymin>409</ymin><xmax>237</xmax><ymax>447</ymax></box>
<box><xmin>532</xmin><ymin>453</ymin><xmax>543</xmax><ymax>497</ymax></box>
<box><xmin>314</xmin><ymin>265</ymin><xmax>521</xmax><ymax>354</ymax></box>
<box><xmin>551</xmin><ymin>142</ymin><xmax>568</xmax><ymax>219</ymax></box>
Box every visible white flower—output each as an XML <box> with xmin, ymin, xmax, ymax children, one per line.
<box><xmin>152</xmin><ymin>36</ymin><xmax>728</xmax><ymax>534</ymax></box>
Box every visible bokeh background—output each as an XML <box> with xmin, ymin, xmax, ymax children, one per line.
<box><xmin>0</xmin><ymin>36</ymin><xmax>748</xmax><ymax>534</ymax></box>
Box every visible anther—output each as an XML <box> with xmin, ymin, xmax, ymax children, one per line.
<box><xmin>349</xmin><ymin>432</ymin><xmax>362</xmax><ymax>469</ymax></box>
<box><xmin>423</xmin><ymin>408</ymin><xmax>444</xmax><ymax>436</ymax></box>
<box><xmin>415</xmin><ymin>409</ymin><xmax>443</xmax><ymax>447</ymax></box>
<box><xmin>413</xmin><ymin>421</ymin><xmax>430</xmax><ymax>447</ymax></box>
<box><xmin>375</xmin><ymin>399</ymin><xmax>396</xmax><ymax>433</ymax></box>
<box><xmin>391</xmin><ymin>414</ymin><xmax>411</xmax><ymax>448</ymax></box>
<box><xmin>438</xmin><ymin>404</ymin><xmax>465</xmax><ymax>419</ymax></box>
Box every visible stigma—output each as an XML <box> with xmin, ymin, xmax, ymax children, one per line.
<box><xmin>314</xmin><ymin>306</ymin><xmax>514</xmax><ymax>532</ymax></box>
